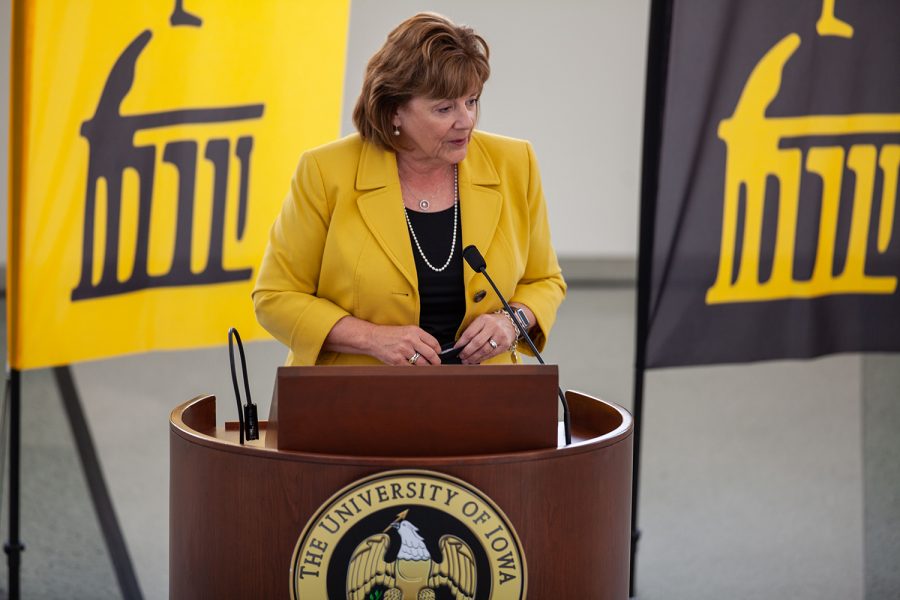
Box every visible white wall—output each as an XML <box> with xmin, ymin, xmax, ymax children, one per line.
<box><xmin>0</xmin><ymin>1</ymin><xmax>649</xmax><ymax>268</ymax></box>
<box><xmin>341</xmin><ymin>1</ymin><xmax>650</xmax><ymax>258</ymax></box>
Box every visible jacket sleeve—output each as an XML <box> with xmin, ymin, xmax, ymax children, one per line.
<box><xmin>510</xmin><ymin>142</ymin><xmax>567</xmax><ymax>354</ymax></box>
<box><xmin>252</xmin><ymin>152</ymin><xmax>350</xmax><ymax>365</ymax></box>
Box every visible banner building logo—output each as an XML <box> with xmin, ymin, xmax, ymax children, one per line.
<box><xmin>645</xmin><ymin>0</ymin><xmax>900</xmax><ymax>366</ymax></box>
<box><xmin>74</xmin><ymin>12</ymin><xmax>264</xmax><ymax>301</ymax></box>
<box><xmin>8</xmin><ymin>0</ymin><xmax>349</xmax><ymax>368</ymax></box>
<box><xmin>708</xmin><ymin>2</ymin><xmax>900</xmax><ymax>304</ymax></box>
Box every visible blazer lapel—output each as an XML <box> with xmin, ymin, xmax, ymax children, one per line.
<box><xmin>355</xmin><ymin>143</ymin><xmax>418</xmax><ymax>289</ymax></box>
<box><xmin>459</xmin><ymin>133</ymin><xmax>502</xmax><ymax>289</ymax></box>
<box><xmin>354</xmin><ymin>134</ymin><xmax>503</xmax><ymax>292</ymax></box>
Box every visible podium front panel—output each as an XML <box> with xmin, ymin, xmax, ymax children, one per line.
<box><xmin>170</xmin><ymin>391</ymin><xmax>632</xmax><ymax>599</ymax></box>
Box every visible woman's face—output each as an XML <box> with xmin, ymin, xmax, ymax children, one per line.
<box><xmin>393</xmin><ymin>92</ymin><xmax>479</xmax><ymax>168</ymax></box>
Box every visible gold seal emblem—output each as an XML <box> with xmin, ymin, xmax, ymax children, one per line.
<box><xmin>290</xmin><ymin>470</ymin><xmax>527</xmax><ymax>599</ymax></box>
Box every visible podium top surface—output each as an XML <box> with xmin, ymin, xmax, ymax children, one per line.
<box><xmin>171</xmin><ymin>381</ymin><xmax>632</xmax><ymax>466</ymax></box>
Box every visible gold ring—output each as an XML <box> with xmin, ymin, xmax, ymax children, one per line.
<box><xmin>488</xmin><ymin>338</ymin><xmax>498</xmax><ymax>350</ymax></box>
<box><xmin>408</xmin><ymin>351</ymin><xmax>420</xmax><ymax>365</ymax></box>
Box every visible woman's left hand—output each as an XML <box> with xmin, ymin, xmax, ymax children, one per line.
<box><xmin>455</xmin><ymin>312</ymin><xmax>517</xmax><ymax>364</ymax></box>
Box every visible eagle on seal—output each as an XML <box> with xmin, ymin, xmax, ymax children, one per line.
<box><xmin>347</xmin><ymin>509</ymin><xmax>476</xmax><ymax>600</ymax></box>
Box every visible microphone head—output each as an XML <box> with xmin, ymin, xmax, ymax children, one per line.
<box><xmin>462</xmin><ymin>245</ymin><xmax>487</xmax><ymax>273</ymax></box>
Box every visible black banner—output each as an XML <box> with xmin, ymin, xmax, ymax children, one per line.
<box><xmin>645</xmin><ymin>0</ymin><xmax>900</xmax><ymax>367</ymax></box>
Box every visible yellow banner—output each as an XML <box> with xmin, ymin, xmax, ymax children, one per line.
<box><xmin>8</xmin><ymin>0</ymin><xmax>350</xmax><ymax>369</ymax></box>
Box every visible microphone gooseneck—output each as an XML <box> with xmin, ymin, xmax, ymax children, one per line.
<box><xmin>463</xmin><ymin>245</ymin><xmax>572</xmax><ymax>445</ymax></box>
<box><xmin>228</xmin><ymin>327</ymin><xmax>259</xmax><ymax>444</ymax></box>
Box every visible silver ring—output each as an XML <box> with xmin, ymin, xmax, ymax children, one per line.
<box><xmin>408</xmin><ymin>351</ymin><xmax>420</xmax><ymax>365</ymax></box>
<box><xmin>488</xmin><ymin>338</ymin><xmax>498</xmax><ymax>350</ymax></box>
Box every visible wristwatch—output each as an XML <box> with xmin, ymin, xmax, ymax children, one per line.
<box><xmin>512</xmin><ymin>307</ymin><xmax>530</xmax><ymax>339</ymax></box>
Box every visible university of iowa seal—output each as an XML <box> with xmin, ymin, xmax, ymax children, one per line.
<box><xmin>290</xmin><ymin>470</ymin><xmax>527</xmax><ymax>600</ymax></box>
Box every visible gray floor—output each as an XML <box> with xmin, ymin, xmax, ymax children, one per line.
<box><xmin>1</xmin><ymin>287</ymin><xmax>898</xmax><ymax>599</ymax></box>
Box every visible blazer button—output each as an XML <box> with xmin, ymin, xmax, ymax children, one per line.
<box><xmin>473</xmin><ymin>290</ymin><xmax>487</xmax><ymax>303</ymax></box>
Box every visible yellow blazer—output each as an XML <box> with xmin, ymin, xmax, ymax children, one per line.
<box><xmin>253</xmin><ymin>130</ymin><xmax>566</xmax><ymax>365</ymax></box>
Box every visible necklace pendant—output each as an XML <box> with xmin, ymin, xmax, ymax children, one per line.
<box><xmin>418</xmin><ymin>199</ymin><xmax>430</xmax><ymax>211</ymax></box>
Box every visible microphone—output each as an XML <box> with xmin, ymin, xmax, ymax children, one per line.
<box><xmin>228</xmin><ymin>328</ymin><xmax>259</xmax><ymax>444</ymax></box>
<box><xmin>462</xmin><ymin>245</ymin><xmax>572</xmax><ymax>445</ymax></box>
<box><xmin>462</xmin><ymin>246</ymin><xmax>487</xmax><ymax>273</ymax></box>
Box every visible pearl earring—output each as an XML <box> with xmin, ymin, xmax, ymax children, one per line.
<box><xmin>393</xmin><ymin>125</ymin><xmax>400</xmax><ymax>136</ymax></box>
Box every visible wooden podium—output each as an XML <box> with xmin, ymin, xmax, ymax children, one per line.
<box><xmin>170</xmin><ymin>366</ymin><xmax>633</xmax><ymax>599</ymax></box>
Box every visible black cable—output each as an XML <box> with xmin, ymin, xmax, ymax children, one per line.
<box><xmin>228</xmin><ymin>328</ymin><xmax>258</xmax><ymax>444</ymax></box>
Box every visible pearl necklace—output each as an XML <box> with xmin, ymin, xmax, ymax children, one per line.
<box><xmin>404</xmin><ymin>164</ymin><xmax>458</xmax><ymax>272</ymax></box>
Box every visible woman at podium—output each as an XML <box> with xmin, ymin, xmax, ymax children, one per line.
<box><xmin>253</xmin><ymin>12</ymin><xmax>565</xmax><ymax>367</ymax></box>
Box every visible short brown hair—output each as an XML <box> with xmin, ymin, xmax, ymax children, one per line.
<box><xmin>353</xmin><ymin>13</ymin><xmax>490</xmax><ymax>151</ymax></box>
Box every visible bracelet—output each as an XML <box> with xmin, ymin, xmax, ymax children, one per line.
<box><xmin>494</xmin><ymin>309</ymin><xmax>520</xmax><ymax>352</ymax></box>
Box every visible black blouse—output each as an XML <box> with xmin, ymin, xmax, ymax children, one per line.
<box><xmin>405</xmin><ymin>205</ymin><xmax>465</xmax><ymax>348</ymax></box>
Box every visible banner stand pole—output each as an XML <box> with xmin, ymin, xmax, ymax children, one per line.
<box><xmin>629</xmin><ymin>367</ymin><xmax>645</xmax><ymax>598</ymax></box>
<box><xmin>4</xmin><ymin>368</ymin><xmax>25</xmax><ymax>599</ymax></box>
<box><xmin>631</xmin><ymin>0</ymin><xmax>675</xmax><ymax>596</ymax></box>
<box><xmin>53</xmin><ymin>366</ymin><xmax>144</xmax><ymax>600</ymax></box>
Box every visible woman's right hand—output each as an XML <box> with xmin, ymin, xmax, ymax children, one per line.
<box><xmin>323</xmin><ymin>317</ymin><xmax>442</xmax><ymax>365</ymax></box>
<box><xmin>368</xmin><ymin>325</ymin><xmax>442</xmax><ymax>366</ymax></box>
